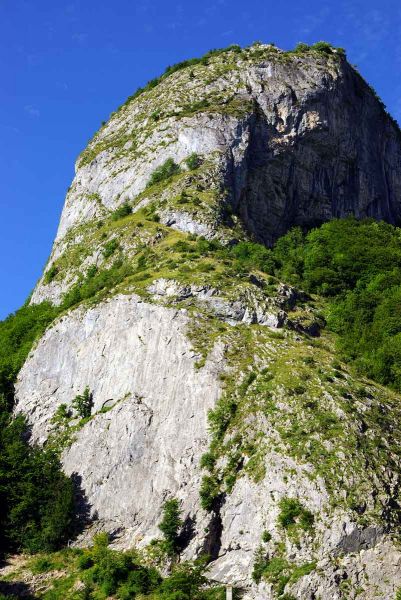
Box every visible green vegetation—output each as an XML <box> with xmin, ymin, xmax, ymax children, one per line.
<box><xmin>61</xmin><ymin>258</ymin><xmax>133</xmax><ymax>310</ymax></box>
<box><xmin>277</xmin><ymin>498</ymin><xmax>314</xmax><ymax>534</ymax></box>
<box><xmin>292</xmin><ymin>41</ymin><xmax>345</xmax><ymax>56</ymax></box>
<box><xmin>117</xmin><ymin>45</ymin><xmax>243</xmax><ymax>112</ymax></box>
<box><xmin>252</xmin><ymin>544</ymin><xmax>316</xmax><ymax>595</ymax></box>
<box><xmin>102</xmin><ymin>238</ymin><xmax>119</xmax><ymax>258</ymax></box>
<box><xmin>271</xmin><ymin>218</ymin><xmax>401</xmax><ymax>390</ymax></box>
<box><xmin>1</xmin><ymin>536</ymin><xmax>226</xmax><ymax>599</ymax></box>
<box><xmin>0</xmin><ymin>302</ymin><xmax>75</xmax><ymax>556</ymax></box>
<box><xmin>72</xmin><ymin>387</ymin><xmax>93</xmax><ymax>418</ymax></box>
<box><xmin>185</xmin><ymin>152</ymin><xmax>201</xmax><ymax>170</ymax></box>
<box><xmin>262</xmin><ymin>530</ymin><xmax>272</xmax><ymax>543</ymax></box>
<box><xmin>111</xmin><ymin>201</ymin><xmax>132</xmax><ymax>221</ymax></box>
<box><xmin>158</xmin><ymin>498</ymin><xmax>183</xmax><ymax>556</ymax></box>
<box><xmin>43</xmin><ymin>264</ymin><xmax>59</xmax><ymax>284</ymax></box>
<box><xmin>0</xmin><ymin>397</ymin><xmax>75</xmax><ymax>555</ymax></box>
<box><xmin>147</xmin><ymin>158</ymin><xmax>180</xmax><ymax>188</ymax></box>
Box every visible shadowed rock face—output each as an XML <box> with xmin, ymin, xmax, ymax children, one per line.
<box><xmin>225</xmin><ymin>61</ymin><xmax>401</xmax><ymax>245</ymax></box>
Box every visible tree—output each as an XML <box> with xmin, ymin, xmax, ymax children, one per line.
<box><xmin>0</xmin><ymin>398</ymin><xmax>75</xmax><ymax>554</ymax></box>
<box><xmin>72</xmin><ymin>386</ymin><xmax>93</xmax><ymax>418</ymax></box>
<box><xmin>158</xmin><ymin>498</ymin><xmax>183</xmax><ymax>556</ymax></box>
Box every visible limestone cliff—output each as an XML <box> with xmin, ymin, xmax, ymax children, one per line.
<box><xmin>15</xmin><ymin>44</ymin><xmax>401</xmax><ymax>599</ymax></box>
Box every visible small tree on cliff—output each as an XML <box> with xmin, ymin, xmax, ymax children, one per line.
<box><xmin>158</xmin><ymin>498</ymin><xmax>183</xmax><ymax>556</ymax></box>
<box><xmin>72</xmin><ymin>386</ymin><xmax>93</xmax><ymax>418</ymax></box>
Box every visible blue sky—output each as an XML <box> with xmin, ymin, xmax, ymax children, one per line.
<box><xmin>1</xmin><ymin>0</ymin><xmax>401</xmax><ymax>318</ymax></box>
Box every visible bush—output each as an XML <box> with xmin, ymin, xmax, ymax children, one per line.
<box><xmin>294</xmin><ymin>42</ymin><xmax>310</xmax><ymax>53</ymax></box>
<box><xmin>311</xmin><ymin>41</ymin><xmax>335</xmax><ymax>54</ymax></box>
<box><xmin>207</xmin><ymin>397</ymin><xmax>237</xmax><ymax>440</ymax></box>
<box><xmin>147</xmin><ymin>158</ymin><xmax>180</xmax><ymax>188</ymax></box>
<box><xmin>277</xmin><ymin>498</ymin><xmax>314</xmax><ymax>531</ymax></box>
<box><xmin>262</xmin><ymin>530</ymin><xmax>272</xmax><ymax>543</ymax></box>
<box><xmin>199</xmin><ymin>475</ymin><xmax>220</xmax><ymax>511</ymax></box>
<box><xmin>226</xmin><ymin>241</ymin><xmax>275</xmax><ymax>274</ymax></box>
<box><xmin>111</xmin><ymin>202</ymin><xmax>132</xmax><ymax>221</ymax></box>
<box><xmin>75</xmin><ymin>534</ymin><xmax>222</xmax><ymax>599</ymax></box>
<box><xmin>200</xmin><ymin>452</ymin><xmax>216</xmax><ymax>471</ymax></box>
<box><xmin>158</xmin><ymin>498</ymin><xmax>183</xmax><ymax>555</ymax></box>
<box><xmin>102</xmin><ymin>238</ymin><xmax>119</xmax><ymax>258</ymax></box>
<box><xmin>252</xmin><ymin>546</ymin><xmax>268</xmax><ymax>583</ymax></box>
<box><xmin>185</xmin><ymin>153</ymin><xmax>201</xmax><ymax>170</ymax></box>
<box><xmin>43</xmin><ymin>264</ymin><xmax>58</xmax><ymax>284</ymax></box>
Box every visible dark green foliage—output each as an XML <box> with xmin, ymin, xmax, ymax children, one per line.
<box><xmin>78</xmin><ymin>533</ymin><xmax>161</xmax><ymax>598</ymax></box>
<box><xmin>185</xmin><ymin>153</ymin><xmax>201</xmax><ymax>170</ymax></box>
<box><xmin>239</xmin><ymin>371</ymin><xmax>257</xmax><ymax>395</ymax></box>
<box><xmin>72</xmin><ymin>386</ymin><xmax>93</xmax><ymax>418</ymax></box>
<box><xmin>225</xmin><ymin>241</ymin><xmax>275</xmax><ymax>274</ymax></box>
<box><xmin>0</xmin><ymin>302</ymin><xmax>58</xmax><ymax>407</ymax></box>
<box><xmin>271</xmin><ymin>218</ymin><xmax>401</xmax><ymax>390</ymax></box>
<box><xmin>51</xmin><ymin>403</ymin><xmax>72</xmax><ymax>425</ymax></box>
<box><xmin>43</xmin><ymin>264</ymin><xmax>59</xmax><ymax>284</ymax></box>
<box><xmin>207</xmin><ymin>397</ymin><xmax>237</xmax><ymax>440</ymax></box>
<box><xmin>262</xmin><ymin>530</ymin><xmax>272</xmax><ymax>543</ymax></box>
<box><xmin>158</xmin><ymin>498</ymin><xmax>183</xmax><ymax>555</ymax></box>
<box><xmin>252</xmin><ymin>546</ymin><xmax>268</xmax><ymax>583</ymax></box>
<box><xmin>199</xmin><ymin>475</ymin><xmax>220</xmax><ymax>511</ymax></box>
<box><xmin>111</xmin><ymin>202</ymin><xmax>132</xmax><ymax>221</ymax></box>
<box><xmin>0</xmin><ymin>399</ymin><xmax>75</xmax><ymax>554</ymax></box>
<box><xmin>291</xmin><ymin>41</ymin><xmax>344</xmax><ymax>56</ymax></box>
<box><xmin>76</xmin><ymin>535</ymin><xmax>222</xmax><ymax>599</ymax></box>
<box><xmin>0</xmin><ymin>303</ymin><xmax>76</xmax><ymax>556</ymax></box>
<box><xmin>294</xmin><ymin>42</ymin><xmax>310</xmax><ymax>53</ymax></box>
<box><xmin>200</xmin><ymin>452</ymin><xmax>216</xmax><ymax>471</ymax></box>
<box><xmin>277</xmin><ymin>498</ymin><xmax>314</xmax><ymax>531</ymax></box>
<box><xmin>147</xmin><ymin>159</ymin><xmax>180</xmax><ymax>188</ymax></box>
<box><xmin>157</xmin><ymin>559</ymin><xmax>211</xmax><ymax>600</ymax></box>
<box><xmin>86</xmin><ymin>265</ymin><xmax>98</xmax><ymax>279</ymax></box>
<box><xmin>311</xmin><ymin>41</ymin><xmax>337</xmax><ymax>54</ymax></box>
<box><xmin>102</xmin><ymin>238</ymin><xmax>119</xmax><ymax>258</ymax></box>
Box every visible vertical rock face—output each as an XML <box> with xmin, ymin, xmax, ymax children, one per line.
<box><xmin>227</xmin><ymin>65</ymin><xmax>401</xmax><ymax>244</ymax></box>
<box><xmin>44</xmin><ymin>43</ymin><xmax>401</xmax><ymax>257</ymax></box>
<box><xmin>16</xmin><ymin>295</ymin><xmax>224</xmax><ymax>547</ymax></box>
<box><xmin>15</xmin><ymin>44</ymin><xmax>401</xmax><ymax>598</ymax></box>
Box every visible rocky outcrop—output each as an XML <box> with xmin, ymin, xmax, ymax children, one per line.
<box><xmin>16</xmin><ymin>294</ymin><xmax>224</xmax><ymax>546</ymax></box>
<box><xmin>15</xmin><ymin>44</ymin><xmax>401</xmax><ymax>599</ymax></box>
<box><xmin>30</xmin><ymin>44</ymin><xmax>401</xmax><ymax>304</ymax></box>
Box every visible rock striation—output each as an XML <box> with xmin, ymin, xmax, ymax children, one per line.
<box><xmin>15</xmin><ymin>44</ymin><xmax>401</xmax><ymax>598</ymax></box>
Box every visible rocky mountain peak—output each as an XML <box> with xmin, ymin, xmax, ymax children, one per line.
<box><xmin>11</xmin><ymin>43</ymin><xmax>401</xmax><ymax>599</ymax></box>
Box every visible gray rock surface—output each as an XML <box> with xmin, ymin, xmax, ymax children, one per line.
<box><xmin>16</xmin><ymin>294</ymin><xmax>224</xmax><ymax>547</ymax></box>
<box><xmin>52</xmin><ymin>46</ymin><xmax>401</xmax><ymax>248</ymax></box>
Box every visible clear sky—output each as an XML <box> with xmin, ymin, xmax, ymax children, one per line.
<box><xmin>1</xmin><ymin>0</ymin><xmax>400</xmax><ymax>319</ymax></box>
